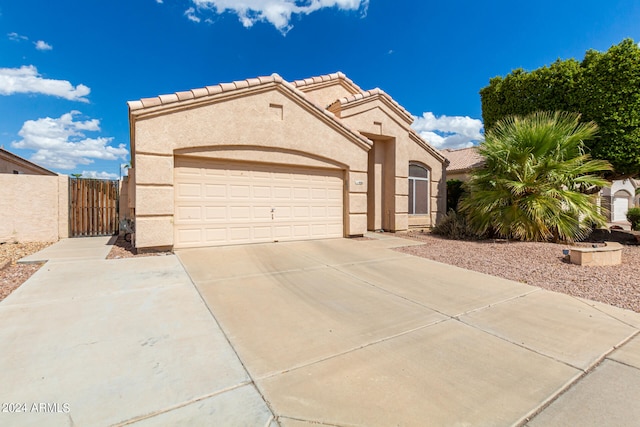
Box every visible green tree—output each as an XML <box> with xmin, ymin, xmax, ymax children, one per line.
<box><xmin>480</xmin><ymin>38</ymin><xmax>640</xmax><ymax>178</ymax></box>
<box><xmin>459</xmin><ymin>112</ymin><xmax>612</xmax><ymax>243</ymax></box>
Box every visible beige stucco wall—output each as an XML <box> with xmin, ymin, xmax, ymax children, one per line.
<box><xmin>130</xmin><ymin>83</ymin><xmax>371</xmax><ymax>249</ymax></box>
<box><xmin>338</xmin><ymin>98</ymin><xmax>446</xmax><ymax>230</ymax></box>
<box><xmin>0</xmin><ymin>175</ymin><xmax>69</xmax><ymax>242</ymax></box>
<box><xmin>298</xmin><ymin>82</ymin><xmax>359</xmax><ymax>108</ymax></box>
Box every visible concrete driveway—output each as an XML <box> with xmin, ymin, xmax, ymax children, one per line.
<box><xmin>0</xmin><ymin>237</ymin><xmax>276</xmax><ymax>426</ymax></box>
<box><xmin>1</xmin><ymin>234</ymin><xmax>639</xmax><ymax>426</ymax></box>
<box><xmin>176</xmin><ymin>234</ymin><xmax>640</xmax><ymax>426</ymax></box>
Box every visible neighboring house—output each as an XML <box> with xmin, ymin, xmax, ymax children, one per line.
<box><xmin>127</xmin><ymin>72</ymin><xmax>447</xmax><ymax>250</ymax></box>
<box><xmin>0</xmin><ymin>147</ymin><xmax>56</xmax><ymax>176</ymax></box>
<box><xmin>441</xmin><ymin>147</ymin><xmax>484</xmax><ymax>182</ymax></box>
<box><xmin>600</xmin><ymin>178</ymin><xmax>639</xmax><ymax>223</ymax></box>
<box><xmin>442</xmin><ymin>146</ymin><xmax>639</xmax><ymax>224</ymax></box>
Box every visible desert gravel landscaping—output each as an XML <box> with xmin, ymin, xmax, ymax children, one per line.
<box><xmin>0</xmin><ymin>241</ymin><xmax>52</xmax><ymax>302</ymax></box>
<box><xmin>397</xmin><ymin>231</ymin><xmax>640</xmax><ymax>313</ymax></box>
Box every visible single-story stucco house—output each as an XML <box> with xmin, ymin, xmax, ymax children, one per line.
<box><xmin>441</xmin><ymin>147</ymin><xmax>484</xmax><ymax>182</ymax></box>
<box><xmin>126</xmin><ymin>72</ymin><xmax>447</xmax><ymax>250</ymax></box>
<box><xmin>0</xmin><ymin>147</ymin><xmax>57</xmax><ymax>176</ymax></box>
<box><xmin>442</xmin><ymin>146</ymin><xmax>639</xmax><ymax>225</ymax></box>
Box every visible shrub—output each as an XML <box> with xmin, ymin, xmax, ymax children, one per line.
<box><xmin>446</xmin><ymin>179</ymin><xmax>467</xmax><ymax>212</ymax></box>
<box><xmin>432</xmin><ymin>210</ymin><xmax>485</xmax><ymax>240</ymax></box>
<box><xmin>627</xmin><ymin>207</ymin><xmax>640</xmax><ymax>231</ymax></box>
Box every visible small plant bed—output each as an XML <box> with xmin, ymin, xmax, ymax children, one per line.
<box><xmin>0</xmin><ymin>241</ymin><xmax>53</xmax><ymax>302</ymax></box>
<box><xmin>106</xmin><ymin>235</ymin><xmax>172</xmax><ymax>259</ymax></box>
<box><xmin>396</xmin><ymin>231</ymin><xmax>640</xmax><ymax>313</ymax></box>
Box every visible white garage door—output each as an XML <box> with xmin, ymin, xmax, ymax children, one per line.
<box><xmin>174</xmin><ymin>158</ymin><xmax>344</xmax><ymax>248</ymax></box>
<box><xmin>613</xmin><ymin>196</ymin><xmax>629</xmax><ymax>222</ymax></box>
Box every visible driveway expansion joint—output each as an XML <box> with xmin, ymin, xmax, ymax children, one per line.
<box><xmin>112</xmin><ymin>382</ymin><xmax>254</xmax><ymax>426</ymax></box>
<box><xmin>518</xmin><ymin>329</ymin><xmax>640</xmax><ymax>426</ymax></box>
<box><xmin>175</xmin><ymin>254</ymin><xmax>280</xmax><ymax>421</ymax></box>
<box><xmin>255</xmin><ymin>318</ymin><xmax>450</xmax><ymax>381</ymax></box>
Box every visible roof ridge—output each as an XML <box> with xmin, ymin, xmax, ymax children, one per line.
<box><xmin>441</xmin><ymin>146</ymin><xmax>479</xmax><ymax>153</ymax></box>
<box><xmin>128</xmin><ymin>73</ymin><xmax>284</xmax><ymax>111</ymax></box>
<box><xmin>332</xmin><ymin>87</ymin><xmax>413</xmax><ymax>123</ymax></box>
<box><xmin>291</xmin><ymin>71</ymin><xmax>363</xmax><ymax>93</ymax></box>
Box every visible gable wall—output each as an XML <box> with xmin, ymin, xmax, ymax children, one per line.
<box><xmin>339</xmin><ymin>100</ymin><xmax>446</xmax><ymax>229</ymax></box>
<box><xmin>298</xmin><ymin>82</ymin><xmax>360</xmax><ymax>108</ymax></box>
<box><xmin>131</xmin><ymin>86</ymin><xmax>370</xmax><ymax>249</ymax></box>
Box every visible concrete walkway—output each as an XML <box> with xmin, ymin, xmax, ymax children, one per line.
<box><xmin>1</xmin><ymin>237</ymin><xmax>276</xmax><ymax>426</ymax></box>
<box><xmin>1</xmin><ymin>235</ymin><xmax>639</xmax><ymax>426</ymax></box>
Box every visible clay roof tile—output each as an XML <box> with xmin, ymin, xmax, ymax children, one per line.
<box><xmin>191</xmin><ymin>87</ymin><xmax>209</xmax><ymax>98</ymax></box>
<box><xmin>176</xmin><ymin>91</ymin><xmax>195</xmax><ymax>101</ymax></box>
<box><xmin>140</xmin><ymin>97</ymin><xmax>162</xmax><ymax>108</ymax></box>
<box><xmin>441</xmin><ymin>147</ymin><xmax>485</xmax><ymax>172</ymax></box>
<box><xmin>158</xmin><ymin>94</ymin><xmax>179</xmax><ymax>104</ymax></box>
<box><xmin>218</xmin><ymin>82</ymin><xmax>236</xmax><ymax>92</ymax></box>
<box><xmin>128</xmin><ymin>100</ymin><xmax>144</xmax><ymax>111</ymax></box>
<box><xmin>234</xmin><ymin>80</ymin><xmax>249</xmax><ymax>89</ymax></box>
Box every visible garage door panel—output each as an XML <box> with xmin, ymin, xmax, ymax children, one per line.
<box><xmin>327</xmin><ymin>206</ymin><xmax>343</xmax><ymax>218</ymax></box>
<box><xmin>229</xmin><ymin>227</ymin><xmax>252</xmax><ymax>241</ymax></box>
<box><xmin>205</xmin><ymin>228</ymin><xmax>227</xmax><ymax>242</ymax></box>
<box><xmin>176</xmin><ymin>206</ymin><xmax>202</xmax><ymax>221</ymax></box>
<box><xmin>253</xmin><ymin>186</ymin><xmax>272</xmax><ymax>198</ymax></box>
<box><xmin>274</xmin><ymin>225</ymin><xmax>293</xmax><ymax>239</ymax></box>
<box><xmin>177</xmin><ymin>183</ymin><xmax>201</xmax><ymax>198</ymax></box>
<box><xmin>274</xmin><ymin>186</ymin><xmax>292</xmax><ymax>199</ymax></box>
<box><xmin>293</xmin><ymin>206</ymin><xmax>310</xmax><ymax>217</ymax></box>
<box><xmin>205</xmin><ymin>184</ymin><xmax>226</xmax><ymax>198</ymax></box>
<box><xmin>174</xmin><ymin>158</ymin><xmax>344</xmax><ymax>248</ymax></box>
<box><xmin>230</xmin><ymin>185</ymin><xmax>250</xmax><ymax>198</ymax></box>
<box><xmin>253</xmin><ymin>226</ymin><xmax>273</xmax><ymax>239</ymax></box>
<box><xmin>176</xmin><ymin>228</ymin><xmax>203</xmax><ymax>245</ymax></box>
<box><xmin>204</xmin><ymin>206</ymin><xmax>226</xmax><ymax>221</ymax></box>
<box><xmin>293</xmin><ymin>187</ymin><xmax>310</xmax><ymax>199</ymax></box>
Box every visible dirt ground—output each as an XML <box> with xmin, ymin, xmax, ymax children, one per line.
<box><xmin>0</xmin><ymin>241</ymin><xmax>53</xmax><ymax>302</ymax></box>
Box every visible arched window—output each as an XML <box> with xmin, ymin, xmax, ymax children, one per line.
<box><xmin>408</xmin><ymin>163</ymin><xmax>429</xmax><ymax>215</ymax></box>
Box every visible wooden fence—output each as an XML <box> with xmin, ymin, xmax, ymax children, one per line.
<box><xmin>69</xmin><ymin>178</ymin><xmax>119</xmax><ymax>237</ymax></box>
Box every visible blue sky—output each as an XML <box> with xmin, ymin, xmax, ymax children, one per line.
<box><xmin>1</xmin><ymin>0</ymin><xmax>639</xmax><ymax>178</ymax></box>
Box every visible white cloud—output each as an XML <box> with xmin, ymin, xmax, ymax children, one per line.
<box><xmin>412</xmin><ymin>112</ymin><xmax>484</xmax><ymax>150</ymax></box>
<box><xmin>156</xmin><ymin>0</ymin><xmax>163</xmax><ymax>3</ymax></box>
<box><xmin>80</xmin><ymin>170</ymin><xmax>119</xmax><ymax>179</ymax></box>
<box><xmin>190</xmin><ymin>0</ymin><xmax>369</xmax><ymax>33</ymax></box>
<box><xmin>7</xmin><ymin>32</ymin><xmax>28</xmax><ymax>41</ymax></box>
<box><xmin>185</xmin><ymin>7</ymin><xmax>201</xmax><ymax>22</ymax></box>
<box><xmin>11</xmin><ymin>111</ymin><xmax>129</xmax><ymax>170</ymax></box>
<box><xmin>0</xmin><ymin>65</ymin><xmax>90</xmax><ymax>102</ymax></box>
<box><xmin>34</xmin><ymin>40</ymin><xmax>53</xmax><ymax>51</ymax></box>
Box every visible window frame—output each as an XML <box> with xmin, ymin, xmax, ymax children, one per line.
<box><xmin>408</xmin><ymin>163</ymin><xmax>429</xmax><ymax>215</ymax></box>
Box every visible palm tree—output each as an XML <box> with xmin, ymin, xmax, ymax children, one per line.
<box><xmin>459</xmin><ymin>111</ymin><xmax>612</xmax><ymax>242</ymax></box>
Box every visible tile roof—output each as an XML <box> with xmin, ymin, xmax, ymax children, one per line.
<box><xmin>128</xmin><ymin>74</ymin><xmax>286</xmax><ymax>111</ymax></box>
<box><xmin>329</xmin><ymin>88</ymin><xmax>414</xmax><ymax>124</ymax></box>
<box><xmin>291</xmin><ymin>71</ymin><xmax>363</xmax><ymax>93</ymax></box>
<box><xmin>441</xmin><ymin>146</ymin><xmax>485</xmax><ymax>172</ymax></box>
<box><xmin>127</xmin><ymin>74</ymin><xmax>372</xmax><ymax>148</ymax></box>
